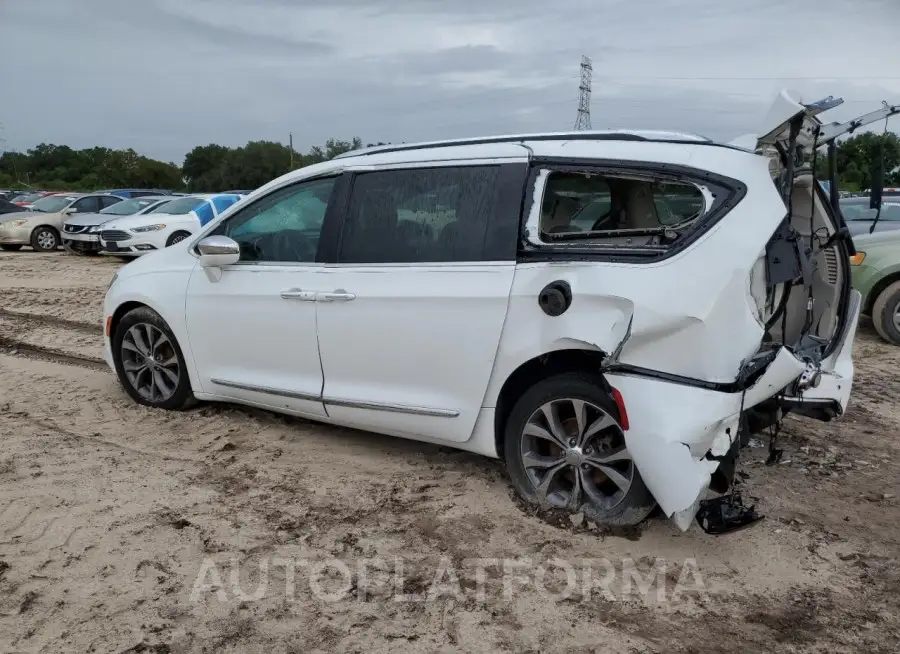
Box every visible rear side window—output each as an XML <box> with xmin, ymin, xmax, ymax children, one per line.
<box><xmin>533</xmin><ymin>170</ymin><xmax>709</xmax><ymax>251</ymax></box>
<box><xmin>337</xmin><ymin>166</ymin><xmax>501</xmax><ymax>263</ymax></box>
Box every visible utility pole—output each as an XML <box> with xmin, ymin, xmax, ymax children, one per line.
<box><xmin>574</xmin><ymin>55</ymin><xmax>593</xmax><ymax>131</ymax></box>
<box><xmin>289</xmin><ymin>133</ymin><xmax>294</xmax><ymax>170</ymax></box>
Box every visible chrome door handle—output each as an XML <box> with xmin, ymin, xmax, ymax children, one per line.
<box><xmin>280</xmin><ymin>288</ymin><xmax>317</xmax><ymax>301</ymax></box>
<box><xmin>317</xmin><ymin>290</ymin><xmax>356</xmax><ymax>302</ymax></box>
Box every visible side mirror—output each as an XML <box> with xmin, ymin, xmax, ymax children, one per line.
<box><xmin>64</xmin><ymin>207</ymin><xmax>78</xmax><ymax>215</ymax></box>
<box><xmin>196</xmin><ymin>235</ymin><xmax>240</xmax><ymax>268</ymax></box>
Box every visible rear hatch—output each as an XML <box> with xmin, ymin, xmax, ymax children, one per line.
<box><xmin>749</xmin><ymin>91</ymin><xmax>860</xmax><ymax>419</ymax></box>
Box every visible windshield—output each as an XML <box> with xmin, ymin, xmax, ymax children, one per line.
<box><xmin>16</xmin><ymin>193</ymin><xmax>43</xmax><ymax>203</ymax></box>
<box><xmin>840</xmin><ymin>198</ymin><xmax>900</xmax><ymax>222</ymax></box>
<box><xmin>148</xmin><ymin>197</ymin><xmax>204</xmax><ymax>215</ymax></box>
<box><xmin>100</xmin><ymin>198</ymin><xmax>162</xmax><ymax>215</ymax></box>
<box><xmin>31</xmin><ymin>195</ymin><xmax>76</xmax><ymax>213</ymax></box>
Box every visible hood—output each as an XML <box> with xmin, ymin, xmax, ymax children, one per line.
<box><xmin>0</xmin><ymin>210</ymin><xmax>38</xmax><ymax>223</ymax></box>
<box><xmin>99</xmin><ymin>211</ymin><xmax>187</xmax><ymax>232</ymax></box>
<box><xmin>64</xmin><ymin>212</ymin><xmax>114</xmax><ymax>227</ymax></box>
<box><xmin>851</xmin><ymin>228</ymin><xmax>900</xmax><ymax>249</ymax></box>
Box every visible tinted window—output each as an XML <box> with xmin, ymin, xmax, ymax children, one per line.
<box><xmin>214</xmin><ymin>177</ymin><xmax>335</xmax><ymax>263</ymax></box>
<box><xmin>338</xmin><ymin>166</ymin><xmax>500</xmax><ymax>263</ymax></box>
<box><xmin>99</xmin><ymin>195</ymin><xmax>124</xmax><ymax>209</ymax></box>
<box><xmin>72</xmin><ymin>196</ymin><xmax>102</xmax><ymax>213</ymax></box>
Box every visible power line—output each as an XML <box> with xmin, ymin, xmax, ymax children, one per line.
<box><xmin>574</xmin><ymin>55</ymin><xmax>592</xmax><ymax>130</ymax></box>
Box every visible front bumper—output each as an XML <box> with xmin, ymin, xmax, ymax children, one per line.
<box><xmin>607</xmin><ymin>290</ymin><xmax>861</xmax><ymax>532</ymax></box>
<box><xmin>0</xmin><ymin>224</ymin><xmax>32</xmax><ymax>245</ymax></box>
<box><xmin>63</xmin><ymin>232</ymin><xmax>102</xmax><ymax>253</ymax></box>
<box><xmin>99</xmin><ymin>238</ymin><xmax>154</xmax><ymax>256</ymax></box>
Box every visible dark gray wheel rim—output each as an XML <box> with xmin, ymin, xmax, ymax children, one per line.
<box><xmin>170</xmin><ymin>233</ymin><xmax>186</xmax><ymax>245</ymax></box>
<box><xmin>120</xmin><ymin>323</ymin><xmax>180</xmax><ymax>402</ymax></box>
<box><xmin>36</xmin><ymin>229</ymin><xmax>56</xmax><ymax>249</ymax></box>
<box><xmin>520</xmin><ymin>398</ymin><xmax>633</xmax><ymax>512</ymax></box>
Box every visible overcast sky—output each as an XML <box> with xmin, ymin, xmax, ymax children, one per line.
<box><xmin>2</xmin><ymin>0</ymin><xmax>899</xmax><ymax>164</ymax></box>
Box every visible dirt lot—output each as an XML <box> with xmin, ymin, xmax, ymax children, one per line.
<box><xmin>1</xmin><ymin>251</ymin><xmax>899</xmax><ymax>653</ymax></box>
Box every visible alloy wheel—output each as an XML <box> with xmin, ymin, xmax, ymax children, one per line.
<box><xmin>120</xmin><ymin>323</ymin><xmax>180</xmax><ymax>402</ymax></box>
<box><xmin>520</xmin><ymin>398</ymin><xmax>634</xmax><ymax>512</ymax></box>
<box><xmin>37</xmin><ymin>229</ymin><xmax>57</xmax><ymax>250</ymax></box>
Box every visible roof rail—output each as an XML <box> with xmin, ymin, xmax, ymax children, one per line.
<box><xmin>332</xmin><ymin>130</ymin><xmax>712</xmax><ymax>160</ymax></box>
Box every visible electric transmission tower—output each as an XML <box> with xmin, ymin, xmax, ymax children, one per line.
<box><xmin>573</xmin><ymin>55</ymin><xmax>593</xmax><ymax>131</ymax></box>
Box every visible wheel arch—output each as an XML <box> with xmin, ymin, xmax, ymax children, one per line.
<box><xmin>31</xmin><ymin>224</ymin><xmax>60</xmax><ymax>242</ymax></box>
<box><xmin>865</xmin><ymin>270</ymin><xmax>900</xmax><ymax>316</ymax></box>
<box><xmin>107</xmin><ymin>292</ymin><xmax>202</xmax><ymax>393</ymax></box>
<box><xmin>493</xmin><ymin>348</ymin><xmax>610</xmax><ymax>460</ymax></box>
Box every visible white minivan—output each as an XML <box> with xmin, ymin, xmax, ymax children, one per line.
<box><xmin>102</xmin><ymin>91</ymin><xmax>860</xmax><ymax>533</ymax></box>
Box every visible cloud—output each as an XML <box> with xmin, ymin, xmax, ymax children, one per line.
<box><xmin>1</xmin><ymin>0</ymin><xmax>898</xmax><ymax>163</ymax></box>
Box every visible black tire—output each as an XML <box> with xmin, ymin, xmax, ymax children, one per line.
<box><xmin>0</xmin><ymin>244</ymin><xmax>22</xmax><ymax>251</ymax></box>
<box><xmin>166</xmin><ymin>231</ymin><xmax>191</xmax><ymax>247</ymax></box>
<box><xmin>872</xmin><ymin>280</ymin><xmax>900</xmax><ymax>346</ymax></box>
<box><xmin>503</xmin><ymin>372</ymin><xmax>656</xmax><ymax>527</ymax></box>
<box><xmin>30</xmin><ymin>226</ymin><xmax>60</xmax><ymax>251</ymax></box>
<box><xmin>111</xmin><ymin>306</ymin><xmax>196</xmax><ymax>410</ymax></box>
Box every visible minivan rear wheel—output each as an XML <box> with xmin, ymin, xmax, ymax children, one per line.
<box><xmin>871</xmin><ymin>280</ymin><xmax>900</xmax><ymax>346</ymax></box>
<box><xmin>503</xmin><ymin>372</ymin><xmax>656</xmax><ymax>527</ymax></box>
<box><xmin>111</xmin><ymin>307</ymin><xmax>196</xmax><ymax>410</ymax></box>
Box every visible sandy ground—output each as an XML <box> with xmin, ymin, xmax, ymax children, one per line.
<box><xmin>1</xmin><ymin>251</ymin><xmax>899</xmax><ymax>653</ymax></box>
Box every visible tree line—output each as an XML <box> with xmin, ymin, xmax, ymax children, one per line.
<box><xmin>0</xmin><ymin>132</ymin><xmax>897</xmax><ymax>193</ymax></box>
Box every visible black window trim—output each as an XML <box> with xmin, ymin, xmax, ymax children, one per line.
<box><xmin>519</xmin><ymin>157</ymin><xmax>747</xmax><ymax>264</ymax></box>
<box><xmin>322</xmin><ymin>162</ymin><xmax>528</xmax><ymax>266</ymax></box>
<box><xmin>191</xmin><ymin>172</ymin><xmax>344</xmax><ymax>266</ymax></box>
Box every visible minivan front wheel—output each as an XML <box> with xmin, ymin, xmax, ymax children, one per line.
<box><xmin>112</xmin><ymin>307</ymin><xmax>195</xmax><ymax>410</ymax></box>
<box><xmin>504</xmin><ymin>373</ymin><xmax>656</xmax><ymax>527</ymax></box>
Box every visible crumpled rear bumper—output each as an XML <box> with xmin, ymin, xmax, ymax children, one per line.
<box><xmin>606</xmin><ymin>290</ymin><xmax>861</xmax><ymax>531</ymax></box>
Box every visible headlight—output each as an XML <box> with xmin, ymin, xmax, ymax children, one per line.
<box><xmin>131</xmin><ymin>224</ymin><xmax>166</xmax><ymax>233</ymax></box>
<box><xmin>89</xmin><ymin>225</ymin><xmax>102</xmax><ymax>233</ymax></box>
<box><xmin>849</xmin><ymin>252</ymin><xmax>866</xmax><ymax>265</ymax></box>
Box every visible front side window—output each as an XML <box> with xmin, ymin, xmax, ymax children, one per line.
<box><xmin>338</xmin><ymin>165</ymin><xmax>500</xmax><ymax>263</ymax></box>
<box><xmin>536</xmin><ymin>170</ymin><xmax>707</xmax><ymax>249</ymax></box>
<box><xmin>213</xmin><ymin>177</ymin><xmax>335</xmax><ymax>263</ymax></box>
<box><xmin>99</xmin><ymin>196</ymin><xmax>124</xmax><ymax>209</ymax></box>
<box><xmin>72</xmin><ymin>196</ymin><xmax>102</xmax><ymax>213</ymax></box>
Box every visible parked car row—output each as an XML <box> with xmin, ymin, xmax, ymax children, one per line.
<box><xmin>0</xmin><ymin>190</ymin><xmax>246</xmax><ymax>256</ymax></box>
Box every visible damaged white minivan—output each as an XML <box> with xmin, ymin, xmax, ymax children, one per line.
<box><xmin>103</xmin><ymin>90</ymin><xmax>861</xmax><ymax>533</ymax></box>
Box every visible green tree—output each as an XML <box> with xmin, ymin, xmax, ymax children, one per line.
<box><xmin>814</xmin><ymin>132</ymin><xmax>900</xmax><ymax>191</ymax></box>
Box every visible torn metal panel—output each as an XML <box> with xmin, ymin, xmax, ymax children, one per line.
<box><xmin>605</xmin><ymin>347</ymin><xmax>807</xmax><ymax>531</ymax></box>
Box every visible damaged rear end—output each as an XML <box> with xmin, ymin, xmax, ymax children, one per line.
<box><xmin>606</xmin><ymin>92</ymin><xmax>861</xmax><ymax>532</ymax></box>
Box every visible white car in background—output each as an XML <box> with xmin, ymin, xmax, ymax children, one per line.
<box><xmin>98</xmin><ymin>193</ymin><xmax>243</xmax><ymax>257</ymax></box>
<box><xmin>63</xmin><ymin>196</ymin><xmax>175</xmax><ymax>255</ymax></box>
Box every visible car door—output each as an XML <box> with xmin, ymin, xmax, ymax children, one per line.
<box><xmin>315</xmin><ymin>162</ymin><xmax>526</xmax><ymax>443</ymax></box>
<box><xmin>184</xmin><ymin>176</ymin><xmax>339</xmax><ymax>418</ymax></box>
